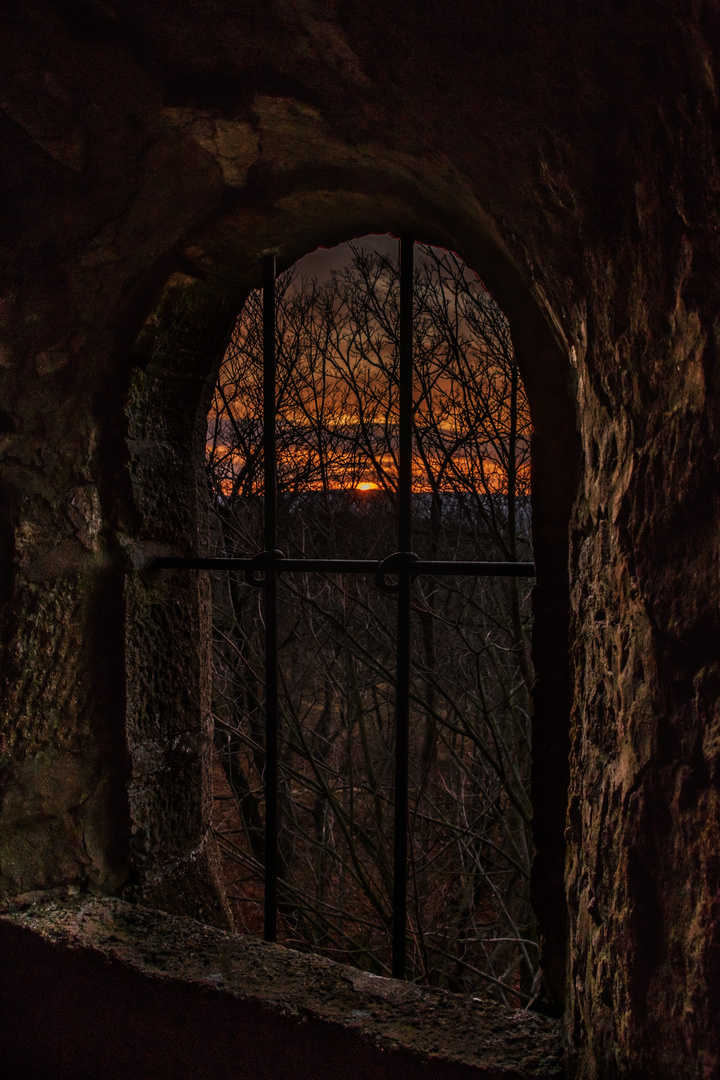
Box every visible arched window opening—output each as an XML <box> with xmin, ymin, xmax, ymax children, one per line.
<box><xmin>205</xmin><ymin>236</ymin><xmax>535</xmax><ymax>1006</ymax></box>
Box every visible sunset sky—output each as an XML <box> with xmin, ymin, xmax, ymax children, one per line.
<box><xmin>207</xmin><ymin>236</ymin><xmax>529</xmax><ymax>498</ymax></box>
<box><xmin>292</xmin><ymin>233</ymin><xmax>399</xmax><ymax>282</ymax></box>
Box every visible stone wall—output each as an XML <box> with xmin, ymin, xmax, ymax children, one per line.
<box><xmin>1</xmin><ymin>2</ymin><xmax>719</xmax><ymax>1075</ymax></box>
<box><xmin>565</xmin><ymin>149</ymin><xmax>720</xmax><ymax>1076</ymax></box>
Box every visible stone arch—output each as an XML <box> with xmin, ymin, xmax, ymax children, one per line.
<box><xmin>123</xmin><ymin>164</ymin><xmax>580</xmax><ymax>1005</ymax></box>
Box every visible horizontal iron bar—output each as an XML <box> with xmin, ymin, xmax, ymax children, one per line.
<box><xmin>153</xmin><ymin>556</ymin><xmax>535</xmax><ymax>576</ymax></box>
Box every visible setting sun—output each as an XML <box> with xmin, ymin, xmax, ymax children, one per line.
<box><xmin>356</xmin><ymin>481</ymin><xmax>380</xmax><ymax>491</ymax></box>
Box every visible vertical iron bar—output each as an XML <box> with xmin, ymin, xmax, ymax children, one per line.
<box><xmin>263</xmin><ymin>253</ymin><xmax>279</xmax><ymax>942</ymax></box>
<box><xmin>398</xmin><ymin>237</ymin><xmax>414</xmax><ymax>551</ymax></box>
<box><xmin>392</xmin><ymin>235</ymin><xmax>414</xmax><ymax>978</ymax></box>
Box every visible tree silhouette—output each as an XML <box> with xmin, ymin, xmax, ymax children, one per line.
<box><xmin>206</xmin><ymin>242</ymin><xmax>536</xmax><ymax>1005</ymax></box>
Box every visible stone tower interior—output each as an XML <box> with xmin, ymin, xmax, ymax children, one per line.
<box><xmin>1</xmin><ymin>3</ymin><xmax>719</xmax><ymax>1077</ymax></box>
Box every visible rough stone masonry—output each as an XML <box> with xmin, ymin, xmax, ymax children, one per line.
<box><xmin>1</xmin><ymin>3</ymin><xmax>719</xmax><ymax>1077</ymax></box>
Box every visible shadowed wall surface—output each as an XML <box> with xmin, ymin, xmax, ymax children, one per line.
<box><xmin>1</xmin><ymin>3</ymin><xmax>719</xmax><ymax>1077</ymax></box>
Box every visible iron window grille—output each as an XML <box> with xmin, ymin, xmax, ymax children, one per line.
<box><xmin>156</xmin><ymin>237</ymin><xmax>534</xmax><ymax>979</ymax></box>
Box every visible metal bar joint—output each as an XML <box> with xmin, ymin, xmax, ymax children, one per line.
<box><xmin>244</xmin><ymin>548</ymin><xmax>286</xmax><ymax>588</ymax></box>
<box><xmin>374</xmin><ymin>551</ymin><xmax>420</xmax><ymax>594</ymax></box>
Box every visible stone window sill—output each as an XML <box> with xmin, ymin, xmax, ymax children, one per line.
<box><xmin>0</xmin><ymin>893</ymin><xmax>564</xmax><ymax>1079</ymax></box>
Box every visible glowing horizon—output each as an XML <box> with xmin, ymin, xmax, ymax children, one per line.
<box><xmin>207</xmin><ymin>438</ymin><xmax>529</xmax><ymax>499</ymax></box>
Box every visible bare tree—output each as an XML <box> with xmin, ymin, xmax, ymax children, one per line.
<box><xmin>207</xmin><ymin>242</ymin><xmax>535</xmax><ymax>1005</ymax></box>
